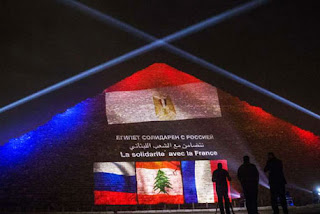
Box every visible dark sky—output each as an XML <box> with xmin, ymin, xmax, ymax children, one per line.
<box><xmin>1</xmin><ymin>0</ymin><xmax>319</xmax><ymax>141</ymax></box>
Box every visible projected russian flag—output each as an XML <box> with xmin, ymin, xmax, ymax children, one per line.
<box><xmin>94</xmin><ymin>162</ymin><xmax>137</xmax><ymax>205</ymax></box>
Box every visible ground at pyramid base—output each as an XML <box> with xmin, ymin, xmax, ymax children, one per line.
<box><xmin>2</xmin><ymin>204</ymin><xmax>320</xmax><ymax>214</ymax></box>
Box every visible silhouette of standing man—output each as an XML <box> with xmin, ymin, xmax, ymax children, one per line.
<box><xmin>237</xmin><ymin>156</ymin><xmax>259</xmax><ymax>214</ymax></box>
<box><xmin>264</xmin><ymin>152</ymin><xmax>288</xmax><ymax>214</ymax></box>
<box><xmin>212</xmin><ymin>163</ymin><xmax>231</xmax><ymax>214</ymax></box>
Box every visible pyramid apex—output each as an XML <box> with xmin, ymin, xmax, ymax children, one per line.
<box><xmin>104</xmin><ymin>63</ymin><xmax>201</xmax><ymax>92</ymax></box>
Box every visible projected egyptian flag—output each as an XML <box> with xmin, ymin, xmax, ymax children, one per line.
<box><xmin>136</xmin><ymin>161</ymin><xmax>184</xmax><ymax>204</ymax></box>
<box><xmin>94</xmin><ymin>162</ymin><xmax>137</xmax><ymax>205</ymax></box>
<box><xmin>181</xmin><ymin>160</ymin><xmax>231</xmax><ymax>203</ymax></box>
<box><xmin>105</xmin><ymin>63</ymin><xmax>221</xmax><ymax>124</ymax></box>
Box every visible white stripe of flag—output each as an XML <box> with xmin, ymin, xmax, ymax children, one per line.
<box><xmin>93</xmin><ymin>162</ymin><xmax>136</xmax><ymax>176</ymax></box>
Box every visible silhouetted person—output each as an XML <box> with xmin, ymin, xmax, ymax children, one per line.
<box><xmin>237</xmin><ymin>156</ymin><xmax>259</xmax><ymax>214</ymax></box>
<box><xmin>212</xmin><ymin>163</ymin><xmax>231</xmax><ymax>214</ymax></box>
<box><xmin>264</xmin><ymin>152</ymin><xmax>288</xmax><ymax>214</ymax></box>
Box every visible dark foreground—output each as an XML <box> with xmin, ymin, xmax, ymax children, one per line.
<box><xmin>2</xmin><ymin>204</ymin><xmax>320</xmax><ymax>214</ymax></box>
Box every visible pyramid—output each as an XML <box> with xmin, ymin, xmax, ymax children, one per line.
<box><xmin>0</xmin><ymin>63</ymin><xmax>319</xmax><ymax>208</ymax></box>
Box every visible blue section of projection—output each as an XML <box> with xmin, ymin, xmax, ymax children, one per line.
<box><xmin>181</xmin><ymin>161</ymin><xmax>198</xmax><ymax>203</ymax></box>
<box><xmin>94</xmin><ymin>172</ymin><xmax>137</xmax><ymax>193</ymax></box>
<box><xmin>0</xmin><ymin>99</ymin><xmax>91</xmax><ymax>168</ymax></box>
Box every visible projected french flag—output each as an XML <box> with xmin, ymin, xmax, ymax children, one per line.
<box><xmin>181</xmin><ymin>160</ymin><xmax>230</xmax><ymax>203</ymax></box>
<box><xmin>94</xmin><ymin>162</ymin><xmax>137</xmax><ymax>205</ymax></box>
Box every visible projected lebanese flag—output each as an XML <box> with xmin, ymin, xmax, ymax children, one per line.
<box><xmin>105</xmin><ymin>63</ymin><xmax>221</xmax><ymax>124</ymax></box>
<box><xmin>136</xmin><ymin>161</ymin><xmax>184</xmax><ymax>204</ymax></box>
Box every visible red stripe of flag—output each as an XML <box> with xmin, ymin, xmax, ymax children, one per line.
<box><xmin>94</xmin><ymin>190</ymin><xmax>137</xmax><ymax>205</ymax></box>
<box><xmin>138</xmin><ymin>194</ymin><xmax>184</xmax><ymax>204</ymax></box>
<box><xmin>210</xmin><ymin>160</ymin><xmax>231</xmax><ymax>202</ymax></box>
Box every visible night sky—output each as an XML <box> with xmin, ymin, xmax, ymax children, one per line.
<box><xmin>1</xmin><ymin>0</ymin><xmax>319</xmax><ymax>141</ymax></box>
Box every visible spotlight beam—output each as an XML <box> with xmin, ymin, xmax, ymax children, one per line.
<box><xmin>58</xmin><ymin>0</ymin><xmax>267</xmax><ymax>44</ymax></box>
<box><xmin>0</xmin><ymin>42</ymin><xmax>163</xmax><ymax>114</ymax></box>
<box><xmin>163</xmin><ymin>45</ymin><xmax>320</xmax><ymax>120</ymax></box>
<box><xmin>2</xmin><ymin>1</ymin><xmax>319</xmax><ymax>121</ymax></box>
<box><xmin>59</xmin><ymin>0</ymin><xmax>320</xmax><ymax>120</ymax></box>
<box><xmin>0</xmin><ymin>0</ymin><xmax>266</xmax><ymax>114</ymax></box>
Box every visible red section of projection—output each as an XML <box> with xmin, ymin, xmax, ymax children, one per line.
<box><xmin>242</xmin><ymin>102</ymin><xmax>273</xmax><ymax>120</ymax></box>
<box><xmin>105</xmin><ymin>63</ymin><xmax>201</xmax><ymax>92</ymax></box>
<box><xmin>291</xmin><ymin>126</ymin><xmax>320</xmax><ymax>145</ymax></box>
<box><xmin>94</xmin><ymin>191</ymin><xmax>137</xmax><ymax>205</ymax></box>
<box><xmin>210</xmin><ymin>160</ymin><xmax>231</xmax><ymax>202</ymax></box>
<box><xmin>241</xmin><ymin>100</ymin><xmax>319</xmax><ymax>146</ymax></box>
<box><xmin>138</xmin><ymin>194</ymin><xmax>184</xmax><ymax>204</ymax></box>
